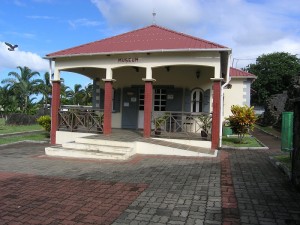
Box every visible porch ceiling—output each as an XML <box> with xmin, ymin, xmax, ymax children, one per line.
<box><xmin>61</xmin><ymin>67</ymin><xmax>105</xmax><ymax>79</ymax></box>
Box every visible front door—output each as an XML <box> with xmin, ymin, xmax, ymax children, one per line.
<box><xmin>121</xmin><ymin>87</ymin><xmax>139</xmax><ymax>129</ymax></box>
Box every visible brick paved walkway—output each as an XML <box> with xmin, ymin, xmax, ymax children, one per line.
<box><xmin>0</xmin><ymin>133</ymin><xmax>300</xmax><ymax>225</ymax></box>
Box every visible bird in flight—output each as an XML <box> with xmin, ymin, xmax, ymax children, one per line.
<box><xmin>5</xmin><ymin>42</ymin><xmax>18</xmax><ymax>51</ymax></box>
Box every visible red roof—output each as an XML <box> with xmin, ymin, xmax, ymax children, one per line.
<box><xmin>230</xmin><ymin>67</ymin><xmax>256</xmax><ymax>78</ymax></box>
<box><xmin>46</xmin><ymin>25</ymin><xmax>229</xmax><ymax>58</ymax></box>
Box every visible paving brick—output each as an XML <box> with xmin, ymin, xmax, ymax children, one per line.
<box><xmin>0</xmin><ymin>135</ymin><xmax>300</xmax><ymax>225</ymax></box>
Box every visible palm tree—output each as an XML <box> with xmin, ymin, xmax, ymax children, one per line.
<box><xmin>81</xmin><ymin>83</ymin><xmax>93</xmax><ymax>105</ymax></box>
<box><xmin>1</xmin><ymin>66</ymin><xmax>41</xmax><ymax>113</ymax></box>
<box><xmin>70</xmin><ymin>84</ymin><xmax>84</xmax><ymax>105</ymax></box>
<box><xmin>0</xmin><ymin>84</ymin><xmax>19</xmax><ymax>113</ymax></box>
<box><xmin>38</xmin><ymin>72</ymin><xmax>52</xmax><ymax>108</ymax></box>
<box><xmin>60</xmin><ymin>81</ymin><xmax>73</xmax><ymax>105</ymax></box>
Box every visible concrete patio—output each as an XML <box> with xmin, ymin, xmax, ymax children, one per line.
<box><xmin>0</xmin><ymin>129</ymin><xmax>299</xmax><ymax>225</ymax></box>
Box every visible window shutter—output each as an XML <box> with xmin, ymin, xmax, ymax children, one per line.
<box><xmin>166</xmin><ymin>88</ymin><xmax>183</xmax><ymax>111</ymax></box>
<box><xmin>113</xmin><ymin>88</ymin><xmax>121</xmax><ymax>112</ymax></box>
<box><xmin>184</xmin><ymin>89</ymin><xmax>191</xmax><ymax>112</ymax></box>
<box><xmin>203</xmin><ymin>89</ymin><xmax>210</xmax><ymax>113</ymax></box>
<box><xmin>99</xmin><ymin>88</ymin><xmax>104</xmax><ymax>110</ymax></box>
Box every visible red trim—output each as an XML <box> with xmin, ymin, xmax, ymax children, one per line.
<box><xmin>103</xmin><ymin>81</ymin><xmax>113</xmax><ymax>135</ymax></box>
<box><xmin>143</xmin><ymin>82</ymin><xmax>153</xmax><ymax>138</ymax></box>
<box><xmin>50</xmin><ymin>81</ymin><xmax>61</xmax><ymax>145</ymax></box>
<box><xmin>211</xmin><ymin>81</ymin><xmax>221</xmax><ymax>149</ymax></box>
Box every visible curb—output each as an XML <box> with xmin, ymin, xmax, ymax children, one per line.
<box><xmin>220</xmin><ymin>135</ymin><xmax>269</xmax><ymax>150</ymax></box>
<box><xmin>0</xmin><ymin>130</ymin><xmax>43</xmax><ymax>138</ymax></box>
<box><xmin>221</xmin><ymin>146</ymin><xmax>269</xmax><ymax>150</ymax></box>
<box><xmin>254</xmin><ymin>126</ymin><xmax>281</xmax><ymax>139</ymax></box>
<box><xmin>269</xmin><ymin>156</ymin><xmax>291</xmax><ymax>180</ymax></box>
<box><xmin>0</xmin><ymin>140</ymin><xmax>50</xmax><ymax>147</ymax></box>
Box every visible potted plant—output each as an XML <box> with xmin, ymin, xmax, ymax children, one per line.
<box><xmin>154</xmin><ymin>113</ymin><xmax>169</xmax><ymax>135</ymax></box>
<box><xmin>198</xmin><ymin>114</ymin><xmax>212</xmax><ymax>138</ymax></box>
<box><xmin>97</xmin><ymin>113</ymin><xmax>104</xmax><ymax>133</ymax></box>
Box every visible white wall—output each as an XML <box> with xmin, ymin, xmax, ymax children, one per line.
<box><xmin>223</xmin><ymin>78</ymin><xmax>249</xmax><ymax>118</ymax></box>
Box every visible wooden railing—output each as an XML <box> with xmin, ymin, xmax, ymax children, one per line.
<box><xmin>152</xmin><ymin>111</ymin><xmax>212</xmax><ymax>139</ymax></box>
<box><xmin>58</xmin><ymin>106</ymin><xmax>103</xmax><ymax>133</ymax></box>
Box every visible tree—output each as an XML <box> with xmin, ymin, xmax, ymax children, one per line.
<box><xmin>227</xmin><ymin>105</ymin><xmax>257</xmax><ymax>143</ymax></box>
<box><xmin>245</xmin><ymin>52</ymin><xmax>300</xmax><ymax>105</ymax></box>
<box><xmin>81</xmin><ymin>83</ymin><xmax>93</xmax><ymax>105</ymax></box>
<box><xmin>69</xmin><ymin>84</ymin><xmax>83</xmax><ymax>105</ymax></box>
<box><xmin>1</xmin><ymin>66</ymin><xmax>41</xmax><ymax>113</ymax></box>
<box><xmin>0</xmin><ymin>84</ymin><xmax>19</xmax><ymax>113</ymax></box>
<box><xmin>60</xmin><ymin>81</ymin><xmax>73</xmax><ymax>105</ymax></box>
<box><xmin>38</xmin><ymin>72</ymin><xmax>52</xmax><ymax>107</ymax></box>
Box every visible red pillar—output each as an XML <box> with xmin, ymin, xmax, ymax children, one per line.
<box><xmin>50</xmin><ymin>81</ymin><xmax>61</xmax><ymax>145</ymax></box>
<box><xmin>211</xmin><ymin>80</ymin><xmax>221</xmax><ymax>149</ymax></box>
<box><xmin>144</xmin><ymin>81</ymin><xmax>153</xmax><ymax>138</ymax></box>
<box><xmin>103</xmin><ymin>81</ymin><xmax>113</xmax><ymax>135</ymax></box>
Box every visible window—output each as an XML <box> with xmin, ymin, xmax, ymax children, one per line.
<box><xmin>191</xmin><ymin>89</ymin><xmax>203</xmax><ymax>112</ymax></box>
<box><xmin>139</xmin><ymin>89</ymin><xmax>144</xmax><ymax>110</ymax></box>
<box><xmin>154</xmin><ymin>89</ymin><xmax>166</xmax><ymax>111</ymax></box>
<box><xmin>139</xmin><ymin>88</ymin><xmax>167</xmax><ymax>111</ymax></box>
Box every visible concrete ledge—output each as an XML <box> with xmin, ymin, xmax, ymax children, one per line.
<box><xmin>152</xmin><ymin>138</ymin><xmax>211</xmax><ymax>148</ymax></box>
<box><xmin>269</xmin><ymin>156</ymin><xmax>291</xmax><ymax>180</ymax></box>
<box><xmin>221</xmin><ymin>135</ymin><xmax>268</xmax><ymax>150</ymax></box>
<box><xmin>56</xmin><ymin>131</ymin><xmax>96</xmax><ymax>144</ymax></box>
<box><xmin>221</xmin><ymin>146</ymin><xmax>269</xmax><ymax>150</ymax></box>
<box><xmin>136</xmin><ymin>142</ymin><xmax>217</xmax><ymax>157</ymax></box>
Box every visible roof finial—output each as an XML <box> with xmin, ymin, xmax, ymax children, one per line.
<box><xmin>152</xmin><ymin>9</ymin><xmax>156</xmax><ymax>25</ymax></box>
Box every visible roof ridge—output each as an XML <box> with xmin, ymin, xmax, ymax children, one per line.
<box><xmin>47</xmin><ymin>24</ymin><xmax>229</xmax><ymax>57</ymax></box>
<box><xmin>47</xmin><ymin>25</ymin><xmax>155</xmax><ymax>57</ymax></box>
<box><xmin>151</xmin><ymin>24</ymin><xmax>227</xmax><ymax>48</ymax></box>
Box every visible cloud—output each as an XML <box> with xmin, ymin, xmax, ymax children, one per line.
<box><xmin>91</xmin><ymin>0</ymin><xmax>201</xmax><ymax>30</ymax></box>
<box><xmin>68</xmin><ymin>18</ymin><xmax>102</xmax><ymax>29</ymax></box>
<box><xmin>0</xmin><ymin>42</ymin><xmax>48</xmax><ymax>72</ymax></box>
<box><xmin>91</xmin><ymin>0</ymin><xmax>300</xmax><ymax>68</ymax></box>
<box><xmin>27</xmin><ymin>15</ymin><xmax>57</xmax><ymax>20</ymax></box>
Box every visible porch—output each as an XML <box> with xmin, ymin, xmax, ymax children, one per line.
<box><xmin>57</xmin><ymin>106</ymin><xmax>212</xmax><ymax>140</ymax></box>
<box><xmin>46</xmin><ymin>128</ymin><xmax>216</xmax><ymax>160</ymax></box>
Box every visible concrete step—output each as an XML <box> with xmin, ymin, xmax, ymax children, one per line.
<box><xmin>63</xmin><ymin>142</ymin><xmax>132</xmax><ymax>153</ymax></box>
<box><xmin>45</xmin><ymin>145</ymin><xmax>132</xmax><ymax>160</ymax></box>
<box><xmin>75</xmin><ymin>136</ymin><xmax>135</xmax><ymax>148</ymax></box>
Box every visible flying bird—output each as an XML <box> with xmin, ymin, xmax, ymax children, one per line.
<box><xmin>5</xmin><ymin>42</ymin><xmax>18</xmax><ymax>51</ymax></box>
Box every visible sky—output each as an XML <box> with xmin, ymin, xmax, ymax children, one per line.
<box><xmin>0</xmin><ymin>0</ymin><xmax>300</xmax><ymax>90</ymax></box>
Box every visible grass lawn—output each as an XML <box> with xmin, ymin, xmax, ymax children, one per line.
<box><xmin>274</xmin><ymin>154</ymin><xmax>292</xmax><ymax>169</ymax></box>
<box><xmin>222</xmin><ymin>135</ymin><xmax>263</xmax><ymax>147</ymax></box>
<box><xmin>0</xmin><ymin>118</ymin><xmax>47</xmax><ymax>145</ymax></box>
<box><xmin>0</xmin><ymin>133</ymin><xmax>49</xmax><ymax>145</ymax></box>
<box><xmin>255</xmin><ymin>124</ymin><xmax>281</xmax><ymax>137</ymax></box>
<box><xmin>0</xmin><ymin>118</ymin><xmax>43</xmax><ymax>134</ymax></box>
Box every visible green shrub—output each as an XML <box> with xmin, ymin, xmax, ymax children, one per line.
<box><xmin>227</xmin><ymin>105</ymin><xmax>257</xmax><ymax>143</ymax></box>
<box><xmin>37</xmin><ymin>115</ymin><xmax>51</xmax><ymax>132</ymax></box>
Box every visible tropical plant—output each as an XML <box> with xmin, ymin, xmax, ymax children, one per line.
<box><xmin>198</xmin><ymin>114</ymin><xmax>212</xmax><ymax>136</ymax></box>
<box><xmin>227</xmin><ymin>105</ymin><xmax>257</xmax><ymax>143</ymax></box>
<box><xmin>1</xmin><ymin>66</ymin><xmax>41</xmax><ymax>113</ymax></box>
<box><xmin>153</xmin><ymin>113</ymin><xmax>170</xmax><ymax>134</ymax></box>
<box><xmin>60</xmin><ymin>81</ymin><xmax>73</xmax><ymax>105</ymax></box>
<box><xmin>37</xmin><ymin>72</ymin><xmax>52</xmax><ymax>108</ymax></box>
<box><xmin>37</xmin><ymin>115</ymin><xmax>51</xmax><ymax>132</ymax></box>
<box><xmin>0</xmin><ymin>84</ymin><xmax>19</xmax><ymax>113</ymax></box>
<box><xmin>81</xmin><ymin>83</ymin><xmax>93</xmax><ymax>105</ymax></box>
